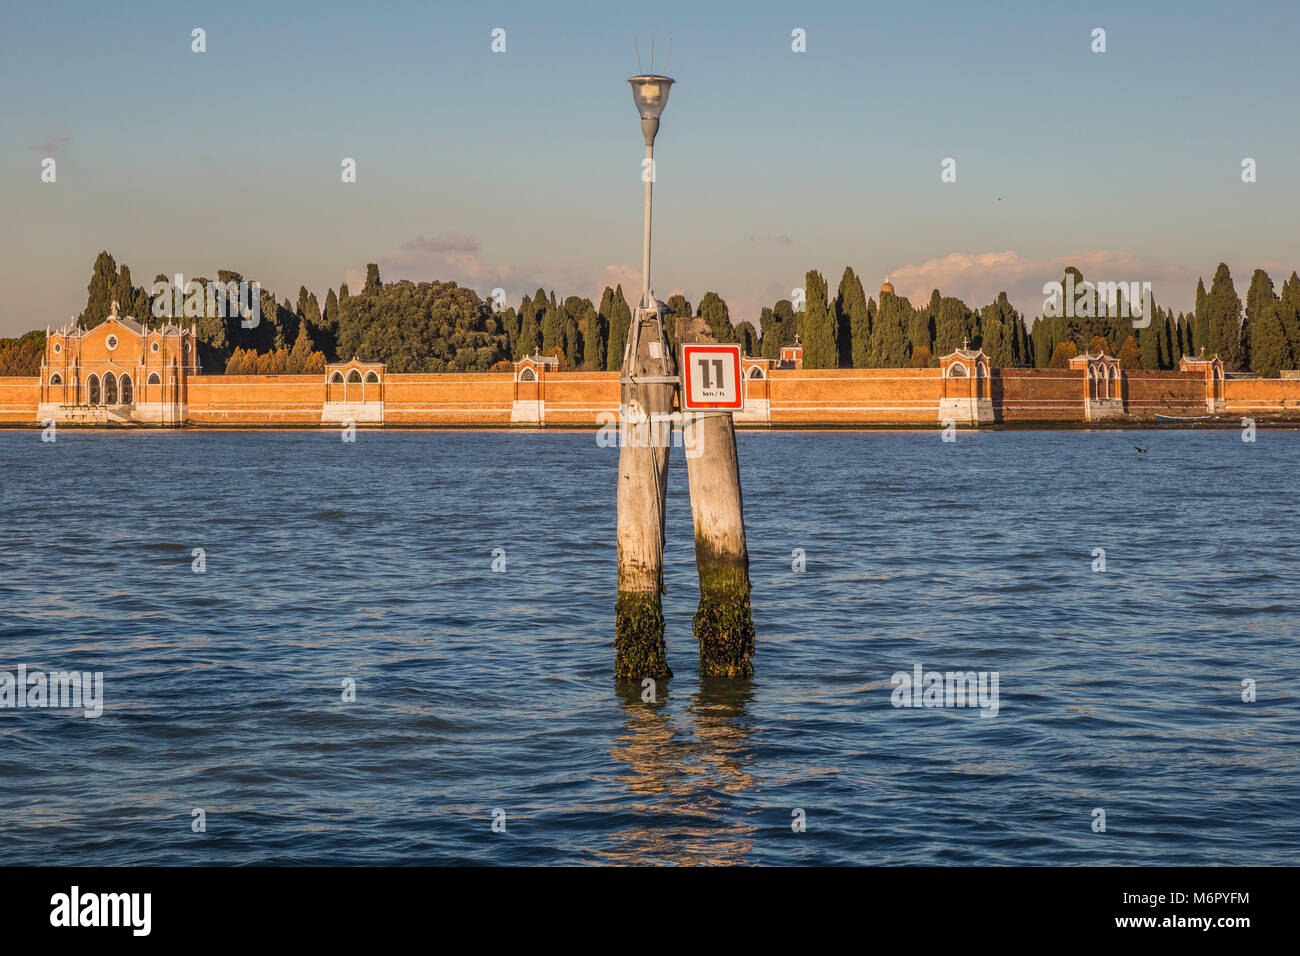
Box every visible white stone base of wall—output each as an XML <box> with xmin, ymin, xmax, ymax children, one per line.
<box><xmin>321</xmin><ymin>401</ymin><xmax>383</xmax><ymax>424</ymax></box>
<box><xmin>1207</xmin><ymin>398</ymin><xmax>1225</xmax><ymax>414</ymax></box>
<box><xmin>510</xmin><ymin>400</ymin><xmax>543</xmax><ymax>424</ymax></box>
<box><xmin>734</xmin><ymin>398</ymin><xmax>770</xmax><ymax>425</ymax></box>
<box><xmin>938</xmin><ymin>396</ymin><xmax>994</xmax><ymax>425</ymax></box>
<box><xmin>40</xmin><ymin>402</ymin><xmax>188</xmax><ymax>425</ymax></box>
<box><xmin>1084</xmin><ymin>398</ymin><xmax>1125</xmax><ymax>421</ymax></box>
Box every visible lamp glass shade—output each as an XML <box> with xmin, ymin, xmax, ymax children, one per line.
<box><xmin>628</xmin><ymin>75</ymin><xmax>674</xmax><ymax>119</ymax></box>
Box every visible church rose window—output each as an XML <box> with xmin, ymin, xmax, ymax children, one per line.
<box><xmin>106</xmin><ymin>334</ymin><xmax>118</xmax><ymax>351</ymax></box>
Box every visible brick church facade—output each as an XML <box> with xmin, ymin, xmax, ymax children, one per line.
<box><xmin>38</xmin><ymin>301</ymin><xmax>199</xmax><ymax>425</ymax></box>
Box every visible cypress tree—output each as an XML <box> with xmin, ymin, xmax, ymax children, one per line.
<box><xmin>836</xmin><ymin>267</ymin><xmax>866</xmax><ymax>368</ymax></box>
<box><xmin>541</xmin><ymin>299</ymin><xmax>565</xmax><ymax>356</ymax></box>
<box><xmin>79</xmin><ymin>251</ymin><xmax>150</xmax><ymax>328</ymax></box>
<box><xmin>759</xmin><ymin>307</ymin><xmax>780</xmax><ymax>359</ymax></box>
<box><xmin>1250</xmin><ymin>297</ymin><xmax>1290</xmax><ymax>377</ymax></box>
<box><xmin>907</xmin><ymin>300</ymin><xmax>934</xmax><ymax>361</ymax></box>
<box><xmin>1245</xmin><ymin>269</ymin><xmax>1278</xmax><ymax>375</ymax></box>
<box><xmin>1193</xmin><ymin>278</ymin><xmax>1209</xmax><ymax>354</ymax></box>
<box><xmin>581</xmin><ymin>300</ymin><xmax>605</xmax><ymax>370</ymax></box>
<box><xmin>1205</xmin><ymin>263</ymin><xmax>1244</xmax><ymax>369</ymax></box>
<box><xmin>364</xmin><ymin>264</ymin><xmax>382</xmax><ymax>295</ymax></box>
<box><xmin>735</xmin><ymin>321</ymin><xmax>759</xmax><ymax>357</ymax></box>
<box><xmin>517</xmin><ymin>293</ymin><xmax>542</xmax><ymax>358</ymax></box>
<box><xmin>799</xmin><ymin>271</ymin><xmax>837</xmax><ymax>368</ymax></box>
<box><xmin>286</xmin><ymin>320</ymin><xmax>315</xmax><ymax>373</ymax></box>
<box><xmin>1279</xmin><ymin>274</ymin><xmax>1300</xmax><ymax>366</ymax></box>
<box><xmin>774</xmin><ymin>298</ymin><xmax>797</xmax><ymax>350</ymax></box>
<box><xmin>851</xmin><ymin>291</ymin><xmax>874</xmax><ymax>367</ymax></box>
<box><xmin>980</xmin><ymin>304</ymin><xmax>1009</xmax><ymax>368</ymax></box>
<box><xmin>698</xmin><ymin>291</ymin><xmax>735</xmax><ymax>344</ymax></box>
<box><xmin>933</xmin><ymin>296</ymin><xmax>970</xmax><ymax>356</ymax></box>
<box><xmin>604</xmin><ymin>284</ymin><xmax>632</xmax><ymax>369</ymax></box>
<box><xmin>869</xmin><ymin>291</ymin><xmax>911</xmax><ymax>367</ymax></box>
<box><xmin>1139</xmin><ymin>309</ymin><xmax>1161</xmax><ymax>369</ymax></box>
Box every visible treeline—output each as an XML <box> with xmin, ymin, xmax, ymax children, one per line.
<box><xmin>0</xmin><ymin>330</ymin><xmax>45</xmax><ymax>376</ymax></box>
<box><xmin>785</xmin><ymin>263</ymin><xmax>1300</xmax><ymax>376</ymax></box>
<box><xmin>10</xmin><ymin>252</ymin><xmax>1300</xmax><ymax>378</ymax></box>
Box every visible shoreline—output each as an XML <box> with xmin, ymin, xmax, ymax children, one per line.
<box><xmin>4</xmin><ymin>419</ymin><xmax>1296</xmax><ymax>433</ymax></box>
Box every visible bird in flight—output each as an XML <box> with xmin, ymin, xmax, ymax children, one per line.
<box><xmin>1134</xmin><ymin>446</ymin><xmax>1147</xmax><ymax>454</ymax></box>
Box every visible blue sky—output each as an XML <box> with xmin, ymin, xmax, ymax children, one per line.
<box><xmin>3</xmin><ymin>0</ymin><xmax>1298</xmax><ymax>336</ymax></box>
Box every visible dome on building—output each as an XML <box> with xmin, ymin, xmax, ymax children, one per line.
<box><xmin>880</xmin><ymin>275</ymin><xmax>895</xmax><ymax>296</ymax></box>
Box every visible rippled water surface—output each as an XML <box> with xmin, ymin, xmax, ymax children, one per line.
<box><xmin>1</xmin><ymin>428</ymin><xmax>1297</xmax><ymax>865</ymax></box>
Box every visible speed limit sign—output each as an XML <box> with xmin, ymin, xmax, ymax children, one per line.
<box><xmin>681</xmin><ymin>344</ymin><xmax>744</xmax><ymax>411</ymax></box>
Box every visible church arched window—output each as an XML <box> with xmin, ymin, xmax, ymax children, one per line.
<box><xmin>87</xmin><ymin>374</ymin><xmax>101</xmax><ymax>405</ymax></box>
<box><xmin>103</xmin><ymin>372</ymin><xmax>118</xmax><ymax>405</ymax></box>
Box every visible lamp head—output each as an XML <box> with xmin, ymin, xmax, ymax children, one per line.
<box><xmin>629</xmin><ymin>74</ymin><xmax>674</xmax><ymax>145</ymax></box>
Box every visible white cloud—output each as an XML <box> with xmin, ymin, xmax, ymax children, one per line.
<box><xmin>887</xmin><ymin>249</ymin><xmax>1204</xmax><ymax>316</ymax></box>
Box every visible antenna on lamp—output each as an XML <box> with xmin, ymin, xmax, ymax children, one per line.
<box><xmin>634</xmin><ymin>37</ymin><xmax>642</xmax><ymax>74</ymax></box>
<box><xmin>662</xmin><ymin>38</ymin><xmax>672</xmax><ymax>75</ymax></box>
<box><xmin>650</xmin><ymin>36</ymin><xmax>655</xmax><ymax>74</ymax></box>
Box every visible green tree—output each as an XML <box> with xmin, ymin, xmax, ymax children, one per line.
<box><xmin>1204</xmin><ymin>263</ymin><xmax>1244</xmax><ymax>369</ymax></box>
<box><xmin>1139</xmin><ymin>308</ymin><xmax>1162</xmax><ymax>370</ymax></box>
<box><xmin>799</xmin><ymin>271</ymin><xmax>837</xmax><ymax>367</ymax></box>
<box><xmin>1245</xmin><ymin>270</ymin><xmax>1290</xmax><ymax>377</ymax></box>
<box><xmin>698</xmin><ymin>291</ymin><xmax>734</xmax><ymax>344</ymax></box>
<box><xmin>869</xmin><ymin>290</ymin><xmax>912</xmax><ymax>367</ymax></box>
<box><xmin>933</xmin><ymin>295</ymin><xmax>972</xmax><ymax>356</ymax></box>
<box><xmin>603</xmin><ymin>285</ymin><xmax>632</xmax><ymax>369</ymax></box>
<box><xmin>1193</xmin><ymin>277</ymin><xmax>1209</xmax><ymax>354</ymax></box>
<box><xmin>836</xmin><ymin>267</ymin><xmax>866</xmax><ymax>368</ymax></box>
<box><xmin>1245</xmin><ymin>269</ymin><xmax>1278</xmax><ymax>375</ymax></box>
<box><xmin>1117</xmin><ymin>334</ymin><xmax>1141</xmax><ymax>369</ymax></box>
<box><xmin>78</xmin><ymin>251</ymin><xmax>151</xmax><ymax>328</ymax></box>
<box><xmin>580</xmin><ymin>299</ymin><xmax>606</xmax><ymax>370</ymax></box>
<box><xmin>735</xmin><ymin>321</ymin><xmax>759</xmax><ymax>357</ymax></box>
<box><xmin>286</xmin><ymin>320</ymin><xmax>316</xmax><ymax>373</ymax></box>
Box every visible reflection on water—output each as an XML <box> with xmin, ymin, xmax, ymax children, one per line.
<box><xmin>597</xmin><ymin>680</ymin><xmax>757</xmax><ymax>864</ymax></box>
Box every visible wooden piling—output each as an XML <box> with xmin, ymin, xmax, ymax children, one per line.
<box><xmin>675</xmin><ymin>315</ymin><xmax>756</xmax><ymax>678</ymax></box>
<box><xmin>615</xmin><ymin>304</ymin><xmax>676</xmax><ymax>680</ymax></box>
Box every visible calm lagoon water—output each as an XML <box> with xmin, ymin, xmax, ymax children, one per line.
<box><xmin>0</xmin><ymin>428</ymin><xmax>1297</xmax><ymax>865</ymax></box>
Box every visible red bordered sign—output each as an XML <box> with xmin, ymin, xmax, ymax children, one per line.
<box><xmin>681</xmin><ymin>344</ymin><xmax>744</xmax><ymax>411</ymax></box>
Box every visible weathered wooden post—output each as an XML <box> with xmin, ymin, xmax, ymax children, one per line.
<box><xmin>676</xmin><ymin>315</ymin><xmax>756</xmax><ymax>677</ymax></box>
<box><xmin>615</xmin><ymin>301</ymin><xmax>675</xmax><ymax>679</ymax></box>
<box><xmin>615</xmin><ymin>67</ymin><xmax>676</xmax><ymax>680</ymax></box>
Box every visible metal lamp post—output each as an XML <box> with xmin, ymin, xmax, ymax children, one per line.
<box><xmin>628</xmin><ymin>73</ymin><xmax>673</xmax><ymax>309</ymax></box>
